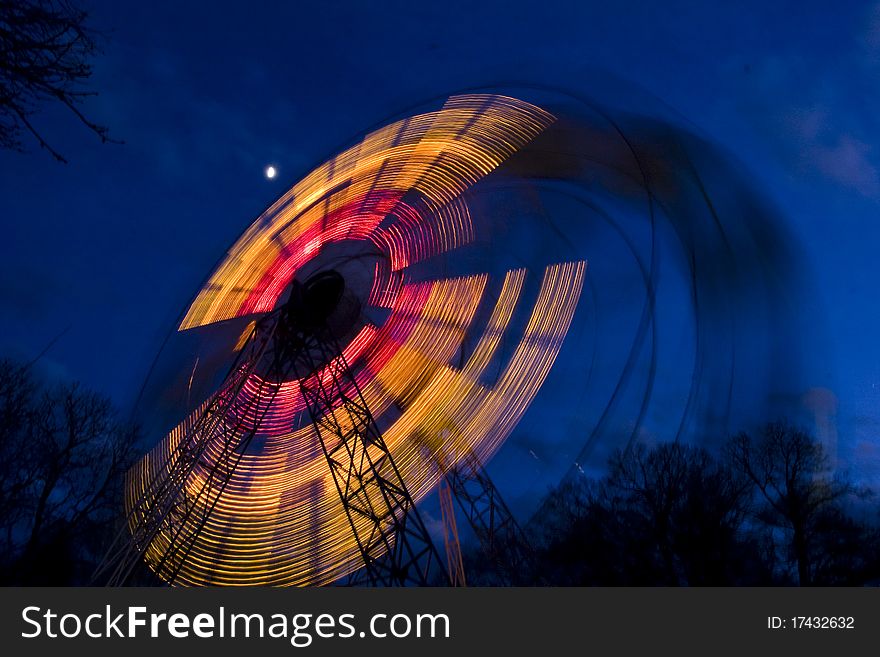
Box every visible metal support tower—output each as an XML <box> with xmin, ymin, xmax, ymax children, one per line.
<box><xmin>446</xmin><ymin>453</ymin><xmax>537</xmax><ymax>585</ymax></box>
<box><xmin>407</xmin><ymin>426</ymin><xmax>536</xmax><ymax>586</ymax></box>
<box><xmin>288</xmin><ymin>320</ymin><xmax>448</xmax><ymax>586</ymax></box>
<box><xmin>94</xmin><ymin>273</ymin><xmax>448</xmax><ymax>587</ymax></box>
<box><xmin>93</xmin><ymin>317</ymin><xmax>281</xmax><ymax>586</ymax></box>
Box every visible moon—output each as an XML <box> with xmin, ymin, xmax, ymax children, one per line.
<box><xmin>264</xmin><ymin>165</ymin><xmax>277</xmax><ymax>179</ymax></box>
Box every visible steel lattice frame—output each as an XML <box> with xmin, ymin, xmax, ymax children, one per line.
<box><xmin>289</xmin><ymin>324</ymin><xmax>448</xmax><ymax>587</ymax></box>
<box><xmin>95</xmin><ymin>308</ymin><xmax>449</xmax><ymax>587</ymax></box>
<box><xmin>409</xmin><ymin>426</ymin><xmax>535</xmax><ymax>587</ymax></box>
<box><xmin>94</xmin><ymin>318</ymin><xmax>280</xmax><ymax>586</ymax></box>
<box><xmin>446</xmin><ymin>454</ymin><xmax>537</xmax><ymax>585</ymax></box>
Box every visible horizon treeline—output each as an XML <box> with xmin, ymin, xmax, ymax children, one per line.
<box><xmin>1</xmin><ymin>356</ymin><xmax>878</xmax><ymax>586</ymax></box>
<box><xmin>505</xmin><ymin>424</ymin><xmax>880</xmax><ymax>586</ymax></box>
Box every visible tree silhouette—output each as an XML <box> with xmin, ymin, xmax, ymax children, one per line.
<box><xmin>0</xmin><ymin>358</ymin><xmax>138</xmax><ymax>584</ymax></box>
<box><xmin>601</xmin><ymin>442</ymin><xmax>759</xmax><ymax>585</ymax></box>
<box><xmin>525</xmin><ymin>431</ymin><xmax>879</xmax><ymax>586</ymax></box>
<box><xmin>725</xmin><ymin>422</ymin><xmax>859</xmax><ymax>585</ymax></box>
<box><xmin>529</xmin><ymin>443</ymin><xmax>769</xmax><ymax>585</ymax></box>
<box><xmin>0</xmin><ymin>0</ymin><xmax>114</xmax><ymax>162</ymax></box>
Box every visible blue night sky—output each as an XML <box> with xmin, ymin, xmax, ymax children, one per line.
<box><xmin>2</xmin><ymin>0</ymin><xmax>880</xmax><ymax>511</ymax></box>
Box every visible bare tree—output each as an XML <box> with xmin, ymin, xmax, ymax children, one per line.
<box><xmin>525</xmin><ymin>431</ymin><xmax>878</xmax><ymax>586</ymax></box>
<box><xmin>601</xmin><ymin>442</ymin><xmax>756</xmax><ymax>585</ymax></box>
<box><xmin>0</xmin><ymin>0</ymin><xmax>115</xmax><ymax>162</ymax></box>
<box><xmin>726</xmin><ymin>422</ymin><xmax>856</xmax><ymax>585</ymax></box>
<box><xmin>0</xmin><ymin>359</ymin><xmax>37</xmax><ymax>546</ymax></box>
<box><xmin>0</xmin><ymin>358</ymin><xmax>138</xmax><ymax>584</ymax></box>
<box><xmin>528</xmin><ymin>443</ymin><xmax>763</xmax><ymax>585</ymax></box>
